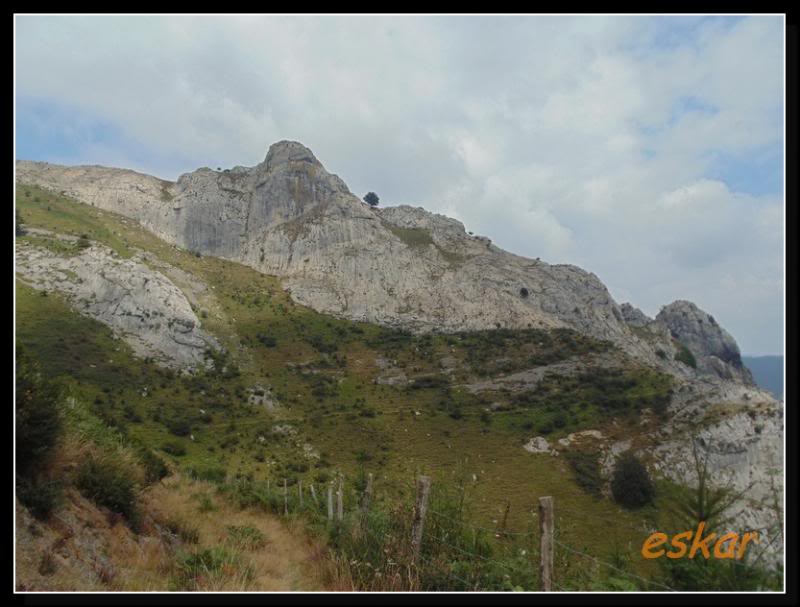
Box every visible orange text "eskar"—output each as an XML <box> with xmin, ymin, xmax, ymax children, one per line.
<box><xmin>641</xmin><ymin>522</ymin><xmax>758</xmax><ymax>559</ymax></box>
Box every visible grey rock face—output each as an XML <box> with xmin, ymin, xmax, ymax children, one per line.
<box><xmin>15</xmin><ymin>143</ymin><xmax>665</xmax><ymax>365</ymax></box>
<box><xmin>13</xmin><ymin>141</ymin><xmax>748</xmax><ymax>385</ymax></box>
<box><xmin>656</xmin><ymin>300</ymin><xmax>754</xmax><ymax>384</ymax></box>
<box><xmin>649</xmin><ymin>378</ymin><xmax>783</xmax><ymax>566</ymax></box>
<box><xmin>619</xmin><ymin>302</ymin><xmax>652</xmax><ymax>327</ymax></box>
<box><xmin>15</xmin><ymin>238</ymin><xmax>218</xmax><ymax>368</ymax></box>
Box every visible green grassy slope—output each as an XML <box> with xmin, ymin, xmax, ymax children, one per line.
<box><xmin>16</xmin><ymin>184</ymin><xmax>690</xmax><ymax>585</ymax></box>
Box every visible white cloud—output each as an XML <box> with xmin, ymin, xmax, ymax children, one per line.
<box><xmin>14</xmin><ymin>14</ymin><xmax>784</xmax><ymax>354</ymax></box>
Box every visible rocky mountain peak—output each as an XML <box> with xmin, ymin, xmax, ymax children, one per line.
<box><xmin>656</xmin><ymin>300</ymin><xmax>754</xmax><ymax>385</ymax></box>
<box><xmin>263</xmin><ymin>140</ymin><xmax>322</xmax><ymax>172</ymax></box>
<box><xmin>14</xmin><ymin>141</ymin><xmax>759</xmax><ymax>388</ymax></box>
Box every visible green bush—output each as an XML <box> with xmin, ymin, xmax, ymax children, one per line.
<box><xmin>16</xmin><ymin>208</ymin><xmax>26</xmax><ymax>236</ymax></box>
<box><xmin>674</xmin><ymin>343</ymin><xmax>697</xmax><ymax>369</ymax></box>
<box><xmin>185</xmin><ymin>464</ymin><xmax>227</xmax><ymax>484</ymax></box>
<box><xmin>175</xmin><ymin>547</ymin><xmax>251</xmax><ymax>588</ymax></box>
<box><xmin>611</xmin><ymin>453</ymin><xmax>654</xmax><ymax>509</ymax></box>
<box><xmin>166</xmin><ymin>418</ymin><xmax>192</xmax><ymax>437</ymax></box>
<box><xmin>139</xmin><ymin>448</ymin><xmax>169</xmax><ymax>484</ymax></box>
<box><xmin>16</xmin><ymin>347</ymin><xmax>62</xmax><ymax>477</ymax></box>
<box><xmin>75</xmin><ymin>456</ymin><xmax>139</xmax><ymax>525</ymax></box>
<box><xmin>226</xmin><ymin>524</ymin><xmax>266</xmax><ymax>550</ymax></box>
<box><xmin>161</xmin><ymin>441</ymin><xmax>187</xmax><ymax>457</ymax></box>
<box><xmin>408</xmin><ymin>375</ymin><xmax>449</xmax><ymax>390</ymax></box>
<box><xmin>17</xmin><ymin>477</ymin><xmax>62</xmax><ymax>519</ymax></box>
<box><xmin>256</xmin><ymin>333</ymin><xmax>277</xmax><ymax>348</ymax></box>
<box><xmin>565</xmin><ymin>451</ymin><xmax>602</xmax><ymax>497</ymax></box>
<box><xmin>363</xmin><ymin>192</ymin><xmax>380</xmax><ymax>207</ymax></box>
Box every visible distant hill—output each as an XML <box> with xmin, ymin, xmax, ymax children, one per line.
<box><xmin>743</xmin><ymin>355</ymin><xmax>784</xmax><ymax>399</ymax></box>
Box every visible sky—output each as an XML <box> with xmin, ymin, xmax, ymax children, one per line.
<box><xmin>14</xmin><ymin>14</ymin><xmax>785</xmax><ymax>356</ymax></box>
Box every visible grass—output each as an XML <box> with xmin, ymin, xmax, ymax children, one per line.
<box><xmin>386</xmin><ymin>225</ymin><xmax>435</xmax><ymax>248</ymax></box>
<box><xmin>15</xmin><ymin>183</ymin><xmax>777</xmax><ymax>590</ymax></box>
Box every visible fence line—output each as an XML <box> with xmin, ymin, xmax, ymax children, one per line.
<box><xmin>425</xmin><ymin>531</ymin><xmax>526</xmax><ymax>574</ymax></box>
<box><xmin>427</xmin><ymin>508</ymin><xmax>536</xmax><ymax>538</ymax></box>
<box><xmin>215</xmin><ymin>471</ymin><xmax>698</xmax><ymax>592</ymax></box>
<box><xmin>552</xmin><ymin>538</ymin><xmax>675</xmax><ymax>591</ymax></box>
<box><xmin>417</xmin><ymin>553</ymin><xmax>477</xmax><ymax>589</ymax></box>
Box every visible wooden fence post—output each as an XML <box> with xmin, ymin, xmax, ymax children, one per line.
<box><xmin>411</xmin><ymin>475</ymin><xmax>431</xmax><ymax>561</ymax></box>
<box><xmin>327</xmin><ymin>482</ymin><xmax>333</xmax><ymax>521</ymax></box>
<box><xmin>539</xmin><ymin>496</ymin><xmax>554</xmax><ymax>591</ymax></box>
<box><xmin>283</xmin><ymin>479</ymin><xmax>288</xmax><ymax>516</ymax></box>
<box><xmin>336</xmin><ymin>476</ymin><xmax>344</xmax><ymax>522</ymax></box>
<box><xmin>360</xmin><ymin>472</ymin><xmax>373</xmax><ymax>531</ymax></box>
<box><xmin>500</xmin><ymin>499</ymin><xmax>510</xmax><ymax>534</ymax></box>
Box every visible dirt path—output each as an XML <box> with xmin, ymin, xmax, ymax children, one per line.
<box><xmin>144</xmin><ymin>476</ymin><xmax>329</xmax><ymax>591</ymax></box>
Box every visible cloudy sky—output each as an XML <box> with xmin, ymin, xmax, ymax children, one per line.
<box><xmin>15</xmin><ymin>15</ymin><xmax>784</xmax><ymax>355</ymax></box>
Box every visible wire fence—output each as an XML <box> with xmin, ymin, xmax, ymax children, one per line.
<box><xmin>204</xmin><ymin>471</ymin><xmax>724</xmax><ymax>592</ymax></box>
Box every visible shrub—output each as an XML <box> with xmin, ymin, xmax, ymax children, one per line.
<box><xmin>123</xmin><ymin>405</ymin><xmax>143</xmax><ymax>423</ymax></box>
<box><xmin>77</xmin><ymin>234</ymin><xmax>91</xmax><ymax>249</ymax></box>
<box><xmin>139</xmin><ymin>448</ymin><xmax>170</xmax><ymax>484</ymax></box>
<box><xmin>162</xmin><ymin>441</ymin><xmax>187</xmax><ymax>457</ymax></box>
<box><xmin>256</xmin><ymin>333</ymin><xmax>277</xmax><ymax>348</ymax></box>
<box><xmin>611</xmin><ymin>453</ymin><xmax>654</xmax><ymax>509</ymax></box>
<box><xmin>16</xmin><ymin>208</ymin><xmax>26</xmax><ymax>236</ymax></box>
<box><xmin>167</xmin><ymin>418</ymin><xmax>192</xmax><ymax>437</ymax></box>
<box><xmin>226</xmin><ymin>524</ymin><xmax>266</xmax><ymax>550</ymax></box>
<box><xmin>565</xmin><ymin>451</ymin><xmax>602</xmax><ymax>497</ymax></box>
<box><xmin>408</xmin><ymin>375</ymin><xmax>449</xmax><ymax>390</ymax></box>
<box><xmin>15</xmin><ymin>347</ymin><xmax>62</xmax><ymax>477</ymax></box>
<box><xmin>17</xmin><ymin>477</ymin><xmax>62</xmax><ymax>519</ymax></box>
<box><xmin>76</xmin><ymin>456</ymin><xmax>139</xmax><ymax>525</ymax></box>
<box><xmin>197</xmin><ymin>494</ymin><xmax>217</xmax><ymax>512</ymax></box>
<box><xmin>363</xmin><ymin>192</ymin><xmax>380</xmax><ymax>207</ymax></box>
<box><xmin>164</xmin><ymin>517</ymin><xmax>200</xmax><ymax>544</ymax></box>
<box><xmin>176</xmin><ymin>547</ymin><xmax>250</xmax><ymax>589</ymax></box>
<box><xmin>186</xmin><ymin>464</ymin><xmax>227</xmax><ymax>484</ymax></box>
<box><xmin>674</xmin><ymin>343</ymin><xmax>697</xmax><ymax>369</ymax></box>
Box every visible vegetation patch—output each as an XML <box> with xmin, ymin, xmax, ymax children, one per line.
<box><xmin>674</xmin><ymin>342</ymin><xmax>697</xmax><ymax>369</ymax></box>
<box><xmin>611</xmin><ymin>453</ymin><xmax>654</xmax><ymax>509</ymax></box>
<box><xmin>565</xmin><ymin>450</ymin><xmax>603</xmax><ymax>497</ymax></box>
<box><xmin>226</xmin><ymin>524</ymin><xmax>267</xmax><ymax>550</ymax></box>
<box><xmin>387</xmin><ymin>225</ymin><xmax>435</xmax><ymax>248</ymax></box>
<box><xmin>75</xmin><ymin>456</ymin><xmax>140</xmax><ymax>526</ymax></box>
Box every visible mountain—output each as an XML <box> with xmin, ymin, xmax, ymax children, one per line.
<box><xmin>15</xmin><ymin>142</ymin><xmax>784</xmax><ymax>587</ymax></box>
<box><xmin>743</xmin><ymin>355</ymin><xmax>784</xmax><ymax>399</ymax></box>
<box><xmin>15</xmin><ymin>141</ymin><xmax>753</xmax><ymax>385</ymax></box>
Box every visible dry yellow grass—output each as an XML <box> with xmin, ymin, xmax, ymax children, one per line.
<box><xmin>16</xmin><ymin>470</ymin><xmax>332</xmax><ymax>591</ymax></box>
<box><xmin>137</xmin><ymin>475</ymin><xmax>329</xmax><ymax>591</ymax></box>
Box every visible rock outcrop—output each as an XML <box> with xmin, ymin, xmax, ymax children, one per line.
<box><xmin>655</xmin><ymin>300</ymin><xmax>754</xmax><ymax>385</ymax></box>
<box><xmin>15</xmin><ymin>143</ymin><xmax>671</xmax><ymax>370</ymax></box>
<box><xmin>15</xmin><ymin>235</ymin><xmax>218</xmax><ymax>368</ymax></box>
<box><xmin>619</xmin><ymin>302</ymin><xmax>652</xmax><ymax>327</ymax></box>
<box><xmin>12</xmin><ymin>142</ymin><xmax>756</xmax><ymax>387</ymax></box>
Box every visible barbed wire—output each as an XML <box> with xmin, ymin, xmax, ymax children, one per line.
<box><xmin>417</xmin><ymin>553</ymin><xmax>477</xmax><ymax>590</ymax></box>
<box><xmin>427</xmin><ymin>508</ymin><xmax>536</xmax><ymax>538</ymax></box>
<box><xmin>425</xmin><ymin>531</ymin><xmax>531</xmax><ymax>576</ymax></box>
<box><xmin>553</xmin><ymin>538</ymin><xmax>675</xmax><ymax>591</ymax></box>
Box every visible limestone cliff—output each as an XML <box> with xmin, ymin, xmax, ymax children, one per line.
<box><xmin>12</xmin><ymin>141</ymin><xmax>751</xmax><ymax>386</ymax></box>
